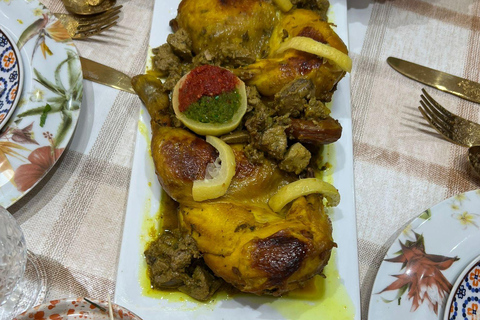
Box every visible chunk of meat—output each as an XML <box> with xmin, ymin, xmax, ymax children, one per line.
<box><xmin>279</xmin><ymin>142</ymin><xmax>311</xmax><ymax>174</ymax></box>
<box><xmin>167</xmin><ymin>28</ymin><xmax>193</xmax><ymax>61</ymax></box>
<box><xmin>273</xmin><ymin>78</ymin><xmax>317</xmax><ymax>118</ymax></box>
<box><xmin>152</xmin><ymin>44</ymin><xmax>181</xmax><ymax>77</ymax></box>
<box><xmin>259</xmin><ymin>126</ymin><xmax>288</xmax><ymax>160</ymax></box>
<box><xmin>144</xmin><ymin>230</ymin><xmax>222</xmax><ymax>301</ymax></box>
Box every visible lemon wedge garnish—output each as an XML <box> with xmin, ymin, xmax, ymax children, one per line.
<box><xmin>276</xmin><ymin>36</ymin><xmax>352</xmax><ymax>72</ymax></box>
<box><xmin>273</xmin><ymin>0</ymin><xmax>293</xmax><ymax>12</ymax></box>
<box><xmin>268</xmin><ymin>178</ymin><xmax>340</xmax><ymax>212</ymax></box>
<box><xmin>192</xmin><ymin>136</ymin><xmax>236</xmax><ymax>202</ymax></box>
<box><xmin>172</xmin><ymin>66</ymin><xmax>248</xmax><ymax>136</ymax></box>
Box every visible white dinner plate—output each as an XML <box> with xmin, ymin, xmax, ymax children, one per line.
<box><xmin>0</xmin><ymin>0</ymin><xmax>82</xmax><ymax>208</ymax></box>
<box><xmin>368</xmin><ymin>189</ymin><xmax>480</xmax><ymax>320</ymax></box>
<box><xmin>115</xmin><ymin>1</ymin><xmax>360</xmax><ymax>319</ymax></box>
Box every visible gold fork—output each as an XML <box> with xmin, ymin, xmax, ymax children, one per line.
<box><xmin>418</xmin><ymin>88</ymin><xmax>480</xmax><ymax>175</ymax></box>
<box><xmin>418</xmin><ymin>88</ymin><xmax>480</xmax><ymax>147</ymax></box>
<box><xmin>54</xmin><ymin>5</ymin><xmax>121</xmax><ymax>40</ymax></box>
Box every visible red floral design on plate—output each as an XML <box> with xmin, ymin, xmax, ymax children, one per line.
<box><xmin>379</xmin><ymin>232</ymin><xmax>459</xmax><ymax>315</ymax></box>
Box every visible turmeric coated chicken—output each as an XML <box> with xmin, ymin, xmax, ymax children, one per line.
<box><xmin>179</xmin><ymin>195</ymin><xmax>335</xmax><ymax>295</ymax></box>
<box><xmin>134</xmin><ymin>75</ymin><xmax>336</xmax><ymax>296</ymax></box>
<box><xmin>174</xmin><ymin>0</ymin><xmax>347</xmax><ymax>100</ymax></box>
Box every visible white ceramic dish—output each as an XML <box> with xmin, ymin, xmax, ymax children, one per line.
<box><xmin>0</xmin><ymin>27</ymin><xmax>23</xmax><ymax>130</ymax></box>
<box><xmin>14</xmin><ymin>298</ymin><xmax>143</xmax><ymax>320</ymax></box>
<box><xmin>368</xmin><ymin>189</ymin><xmax>480</xmax><ymax>320</ymax></box>
<box><xmin>444</xmin><ymin>254</ymin><xmax>480</xmax><ymax>320</ymax></box>
<box><xmin>115</xmin><ymin>1</ymin><xmax>360</xmax><ymax>319</ymax></box>
<box><xmin>0</xmin><ymin>0</ymin><xmax>82</xmax><ymax>208</ymax></box>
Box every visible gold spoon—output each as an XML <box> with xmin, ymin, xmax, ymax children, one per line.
<box><xmin>468</xmin><ymin>146</ymin><xmax>480</xmax><ymax>176</ymax></box>
<box><xmin>62</xmin><ymin>0</ymin><xmax>116</xmax><ymax>15</ymax></box>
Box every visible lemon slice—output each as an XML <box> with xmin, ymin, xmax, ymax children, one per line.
<box><xmin>192</xmin><ymin>136</ymin><xmax>236</xmax><ymax>202</ymax></box>
<box><xmin>276</xmin><ymin>36</ymin><xmax>352</xmax><ymax>72</ymax></box>
<box><xmin>172</xmin><ymin>65</ymin><xmax>247</xmax><ymax>136</ymax></box>
<box><xmin>268</xmin><ymin>178</ymin><xmax>340</xmax><ymax>212</ymax></box>
<box><xmin>273</xmin><ymin>0</ymin><xmax>293</xmax><ymax>12</ymax></box>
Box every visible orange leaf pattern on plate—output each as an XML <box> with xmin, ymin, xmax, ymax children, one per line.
<box><xmin>379</xmin><ymin>232</ymin><xmax>459</xmax><ymax>315</ymax></box>
<box><xmin>46</xmin><ymin>20</ymin><xmax>70</xmax><ymax>42</ymax></box>
<box><xmin>14</xmin><ymin>145</ymin><xmax>64</xmax><ymax>192</ymax></box>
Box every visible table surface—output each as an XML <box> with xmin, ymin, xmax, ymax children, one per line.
<box><xmin>10</xmin><ymin>0</ymin><xmax>480</xmax><ymax>319</ymax></box>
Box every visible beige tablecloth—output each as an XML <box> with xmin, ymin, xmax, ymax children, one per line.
<box><xmin>11</xmin><ymin>0</ymin><xmax>480</xmax><ymax>319</ymax></box>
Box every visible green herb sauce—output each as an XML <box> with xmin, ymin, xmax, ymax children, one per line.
<box><xmin>183</xmin><ymin>90</ymin><xmax>240</xmax><ymax>124</ymax></box>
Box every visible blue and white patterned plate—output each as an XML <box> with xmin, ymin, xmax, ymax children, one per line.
<box><xmin>0</xmin><ymin>27</ymin><xmax>23</xmax><ymax>130</ymax></box>
<box><xmin>444</xmin><ymin>255</ymin><xmax>480</xmax><ymax>320</ymax></box>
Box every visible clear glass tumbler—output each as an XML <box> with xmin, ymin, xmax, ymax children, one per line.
<box><xmin>0</xmin><ymin>207</ymin><xmax>46</xmax><ymax>319</ymax></box>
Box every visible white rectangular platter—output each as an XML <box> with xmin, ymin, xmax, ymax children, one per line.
<box><xmin>115</xmin><ymin>1</ymin><xmax>361</xmax><ymax>319</ymax></box>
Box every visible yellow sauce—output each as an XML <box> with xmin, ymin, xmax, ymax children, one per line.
<box><xmin>137</xmin><ymin>117</ymin><xmax>149</xmax><ymax>142</ymax></box>
<box><xmin>268</xmin><ymin>250</ymin><xmax>355</xmax><ymax>319</ymax></box>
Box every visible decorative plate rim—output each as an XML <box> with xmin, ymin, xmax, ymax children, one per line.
<box><xmin>14</xmin><ymin>297</ymin><xmax>144</xmax><ymax>320</ymax></box>
<box><xmin>443</xmin><ymin>254</ymin><xmax>480</xmax><ymax>320</ymax></box>
<box><xmin>0</xmin><ymin>26</ymin><xmax>24</xmax><ymax>131</ymax></box>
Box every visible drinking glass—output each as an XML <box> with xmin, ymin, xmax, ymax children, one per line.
<box><xmin>0</xmin><ymin>207</ymin><xmax>46</xmax><ymax>319</ymax></box>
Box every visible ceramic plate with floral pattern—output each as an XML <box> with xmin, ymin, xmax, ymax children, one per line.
<box><xmin>0</xmin><ymin>0</ymin><xmax>82</xmax><ymax>208</ymax></box>
<box><xmin>13</xmin><ymin>298</ymin><xmax>143</xmax><ymax>320</ymax></box>
<box><xmin>368</xmin><ymin>189</ymin><xmax>480</xmax><ymax>320</ymax></box>
<box><xmin>0</xmin><ymin>27</ymin><xmax>23</xmax><ymax>131</ymax></box>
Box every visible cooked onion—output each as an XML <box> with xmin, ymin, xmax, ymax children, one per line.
<box><xmin>268</xmin><ymin>178</ymin><xmax>340</xmax><ymax>212</ymax></box>
<box><xmin>276</xmin><ymin>36</ymin><xmax>352</xmax><ymax>72</ymax></box>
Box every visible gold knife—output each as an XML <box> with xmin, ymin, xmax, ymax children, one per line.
<box><xmin>387</xmin><ymin>57</ymin><xmax>480</xmax><ymax>104</ymax></box>
<box><xmin>80</xmin><ymin>57</ymin><xmax>136</xmax><ymax>95</ymax></box>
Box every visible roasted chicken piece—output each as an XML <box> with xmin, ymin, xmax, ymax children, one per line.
<box><xmin>137</xmin><ymin>76</ymin><xmax>336</xmax><ymax>296</ymax></box>
<box><xmin>152</xmin><ymin>126</ymin><xmax>335</xmax><ymax>295</ymax></box>
<box><xmin>236</xmin><ymin>9</ymin><xmax>348</xmax><ymax>99</ymax></box>
<box><xmin>176</xmin><ymin>0</ymin><xmax>278</xmax><ymax>64</ymax></box>
<box><xmin>175</xmin><ymin>0</ymin><xmax>348</xmax><ymax>99</ymax></box>
<box><xmin>179</xmin><ymin>195</ymin><xmax>335</xmax><ymax>295</ymax></box>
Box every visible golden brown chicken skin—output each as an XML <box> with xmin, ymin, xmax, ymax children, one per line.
<box><xmin>178</xmin><ymin>195</ymin><xmax>335</xmax><ymax>295</ymax></box>
<box><xmin>149</xmin><ymin>122</ymin><xmax>335</xmax><ymax>296</ymax></box>
<box><xmin>235</xmin><ymin>9</ymin><xmax>348</xmax><ymax>99</ymax></box>
<box><xmin>176</xmin><ymin>0</ymin><xmax>277</xmax><ymax>60</ymax></box>
<box><xmin>151</xmin><ymin>125</ymin><xmax>295</xmax><ymax>204</ymax></box>
<box><xmin>175</xmin><ymin>0</ymin><xmax>348</xmax><ymax>99</ymax></box>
